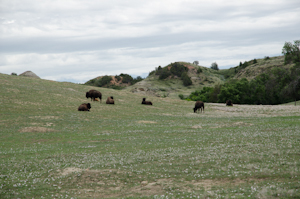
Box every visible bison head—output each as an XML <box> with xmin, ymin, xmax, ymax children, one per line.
<box><xmin>86</xmin><ymin>103</ymin><xmax>91</xmax><ymax>109</ymax></box>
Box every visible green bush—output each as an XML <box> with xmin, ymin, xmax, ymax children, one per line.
<box><xmin>96</xmin><ymin>75</ymin><xmax>112</xmax><ymax>87</ymax></box>
<box><xmin>120</xmin><ymin>73</ymin><xmax>133</xmax><ymax>84</ymax></box>
<box><xmin>170</xmin><ymin>62</ymin><xmax>188</xmax><ymax>77</ymax></box>
<box><xmin>178</xmin><ymin>94</ymin><xmax>185</xmax><ymax>100</ymax></box>
<box><xmin>181</xmin><ymin>72</ymin><xmax>192</xmax><ymax>86</ymax></box>
<box><xmin>159</xmin><ymin>69</ymin><xmax>172</xmax><ymax>80</ymax></box>
<box><xmin>197</xmin><ymin>68</ymin><xmax>202</xmax><ymax>74</ymax></box>
<box><xmin>186</xmin><ymin>87</ymin><xmax>213</xmax><ymax>102</ymax></box>
<box><xmin>115</xmin><ymin>75</ymin><xmax>121</xmax><ymax>81</ymax></box>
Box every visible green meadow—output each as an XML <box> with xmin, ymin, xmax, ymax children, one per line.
<box><xmin>0</xmin><ymin>73</ymin><xmax>299</xmax><ymax>198</ymax></box>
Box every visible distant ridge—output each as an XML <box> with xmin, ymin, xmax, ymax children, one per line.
<box><xmin>19</xmin><ymin>71</ymin><xmax>40</xmax><ymax>79</ymax></box>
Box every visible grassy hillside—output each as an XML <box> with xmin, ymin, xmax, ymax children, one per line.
<box><xmin>1</xmin><ymin>73</ymin><xmax>300</xmax><ymax>198</ymax></box>
<box><xmin>84</xmin><ymin>56</ymin><xmax>293</xmax><ymax>100</ymax></box>
<box><xmin>125</xmin><ymin>62</ymin><xmax>225</xmax><ymax>99</ymax></box>
<box><xmin>126</xmin><ymin>56</ymin><xmax>295</xmax><ymax>99</ymax></box>
<box><xmin>219</xmin><ymin>56</ymin><xmax>294</xmax><ymax>80</ymax></box>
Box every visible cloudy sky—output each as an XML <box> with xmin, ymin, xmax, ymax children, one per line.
<box><xmin>1</xmin><ymin>0</ymin><xmax>299</xmax><ymax>83</ymax></box>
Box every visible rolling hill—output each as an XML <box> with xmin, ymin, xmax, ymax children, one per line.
<box><xmin>84</xmin><ymin>56</ymin><xmax>294</xmax><ymax>99</ymax></box>
<box><xmin>1</xmin><ymin>70</ymin><xmax>300</xmax><ymax>198</ymax></box>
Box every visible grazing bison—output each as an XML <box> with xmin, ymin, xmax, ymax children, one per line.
<box><xmin>193</xmin><ymin>101</ymin><xmax>204</xmax><ymax>113</ymax></box>
<box><xmin>106</xmin><ymin>96</ymin><xmax>115</xmax><ymax>104</ymax></box>
<box><xmin>142</xmin><ymin>98</ymin><xmax>152</xmax><ymax>105</ymax></box>
<box><xmin>226</xmin><ymin>100</ymin><xmax>233</xmax><ymax>106</ymax></box>
<box><xmin>78</xmin><ymin>103</ymin><xmax>91</xmax><ymax>111</ymax></box>
<box><xmin>86</xmin><ymin>90</ymin><xmax>102</xmax><ymax>102</ymax></box>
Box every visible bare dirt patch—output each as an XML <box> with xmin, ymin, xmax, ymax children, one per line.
<box><xmin>29</xmin><ymin>116</ymin><xmax>59</xmax><ymax>120</ymax></box>
<box><xmin>137</xmin><ymin>120</ymin><xmax>157</xmax><ymax>124</ymax></box>
<box><xmin>19</xmin><ymin>127</ymin><xmax>56</xmax><ymax>133</ymax></box>
<box><xmin>192</xmin><ymin>125</ymin><xmax>202</xmax><ymax>129</ymax></box>
<box><xmin>59</xmin><ymin>167</ymin><xmax>84</xmax><ymax>176</ymax></box>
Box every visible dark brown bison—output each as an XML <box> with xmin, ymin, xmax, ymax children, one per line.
<box><xmin>86</xmin><ymin>90</ymin><xmax>102</xmax><ymax>102</ymax></box>
<box><xmin>78</xmin><ymin>103</ymin><xmax>91</xmax><ymax>111</ymax></box>
<box><xmin>142</xmin><ymin>98</ymin><xmax>152</xmax><ymax>105</ymax></box>
<box><xmin>106</xmin><ymin>96</ymin><xmax>115</xmax><ymax>104</ymax></box>
<box><xmin>193</xmin><ymin>101</ymin><xmax>204</xmax><ymax>113</ymax></box>
<box><xmin>226</xmin><ymin>100</ymin><xmax>233</xmax><ymax>106</ymax></box>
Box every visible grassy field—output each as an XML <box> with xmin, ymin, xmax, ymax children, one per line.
<box><xmin>1</xmin><ymin>73</ymin><xmax>300</xmax><ymax>198</ymax></box>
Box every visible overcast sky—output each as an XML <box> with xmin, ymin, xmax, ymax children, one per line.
<box><xmin>1</xmin><ymin>0</ymin><xmax>299</xmax><ymax>83</ymax></box>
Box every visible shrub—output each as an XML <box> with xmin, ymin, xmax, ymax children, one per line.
<box><xmin>132</xmin><ymin>76</ymin><xmax>144</xmax><ymax>84</ymax></box>
<box><xmin>181</xmin><ymin>72</ymin><xmax>192</xmax><ymax>86</ymax></box>
<box><xmin>115</xmin><ymin>75</ymin><xmax>121</xmax><ymax>82</ymax></box>
<box><xmin>170</xmin><ymin>62</ymin><xmax>188</xmax><ymax>77</ymax></box>
<box><xmin>120</xmin><ymin>73</ymin><xmax>133</xmax><ymax>84</ymax></box>
<box><xmin>178</xmin><ymin>94</ymin><xmax>185</xmax><ymax>100</ymax></box>
<box><xmin>84</xmin><ymin>78</ymin><xmax>96</xmax><ymax>86</ymax></box>
<box><xmin>96</xmin><ymin>75</ymin><xmax>112</xmax><ymax>87</ymax></box>
<box><xmin>149</xmin><ymin>70</ymin><xmax>156</xmax><ymax>76</ymax></box>
<box><xmin>159</xmin><ymin>69</ymin><xmax>172</xmax><ymax>80</ymax></box>
<box><xmin>197</xmin><ymin>68</ymin><xmax>202</xmax><ymax>74</ymax></box>
<box><xmin>187</xmin><ymin>87</ymin><xmax>213</xmax><ymax>102</ymax></box>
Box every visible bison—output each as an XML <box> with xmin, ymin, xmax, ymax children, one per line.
<box><xmin>193</xmin><ymin>101</ymin><xmax>204</xmax><ymax>113</ymax></box>
<box><xmin>86</xmin><ymin>90</ymin><xmax>102</xmax><ymax>102</ymax></box>
<box><xmin>78</xmin><ymin>103</ymin><xmax>91</xmax><ymax>111</ymax></box>
<box><xmin>93</xmin><ymin>98</ymin><xmax>100</xmax><ymax>102</ymax></box>
<box><xmin>226</xmin><ymin>100</ymin><xmax>233</xmax><ymax>106</ymax></box>
<box><xmin>106</xmin><ymin>96</ymin><xmax>115</xmax><ymax>104</ymax></box>
<box><xmin>142</xmin><ymin>98</ymin><xmax>152</xmax><ymax>105</ymax></box>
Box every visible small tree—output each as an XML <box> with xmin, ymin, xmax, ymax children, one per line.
<box><xmin>193</xmin><ymin>61</ymin><xmax>199</xmax><ymax>65</ymax></box>
<box><xmin>210</xmin><ymin>62</ymin><xmax>219</xmax><ymax>70</ymax></box>
<box><xmin>285</xmin><ymin>66</ymin><xmax>300</xmax><ymax>105</ymax></box>
<box><xmin>282</xmin><ymin>40</ymin><xmax>300</xmax><ymax>66</ymax></box>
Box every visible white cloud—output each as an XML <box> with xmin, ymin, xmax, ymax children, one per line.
<box><xmin>0</xmin><ymin>0</ymin><xmax>299</xmax><ymax>83</ymax></box>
